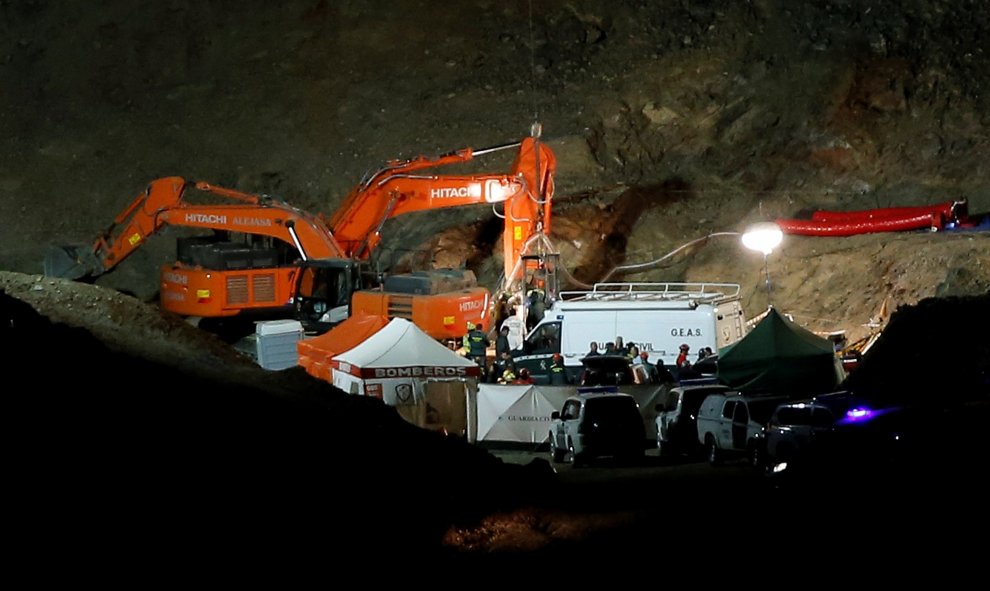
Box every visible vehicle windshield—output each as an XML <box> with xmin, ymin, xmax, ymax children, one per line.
<box><xmin>585</xmin><ymin>397</ymin><xmax>640</xmax><ymax>424</ymax></box>
<box><xmin>774</xmin><ymin>406</ymin><xmax>814</xmax><ymax>426</ymax></box>
<box><xmin>749</xmin><ymin>398</ymin><xmax>787</xmax><ymax>424</ymax></box>
<box><xmin>683</xmin><ymin>389</ymin><xmax>722</xmax><ymax>415</ymax></box>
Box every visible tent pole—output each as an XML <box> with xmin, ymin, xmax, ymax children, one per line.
<box><xmin>763</xmin><ymin>254</ymin><xmax>773</xmax><ymax>308</ymax></box>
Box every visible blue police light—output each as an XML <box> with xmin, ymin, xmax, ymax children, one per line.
<box><xmin>845</xmin><ymin>407</ymin><xmax>873</xmax><ymax>421</ymax></box>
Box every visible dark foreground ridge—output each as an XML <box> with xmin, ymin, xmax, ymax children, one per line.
<box><xmin>2</xmin><ymin>290</ymin><xmax>559</xmax><ymax>567</ymax></box>
<box><xmin>5</xmin><ymin>289</ymin><xmax>990</xmax><ymax>570</ymax></box>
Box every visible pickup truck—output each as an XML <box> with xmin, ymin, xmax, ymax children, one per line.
<box><xmin>695</xmin><ymin>392</ymin><xmax>789</xmax><ymax>467</ymax></box>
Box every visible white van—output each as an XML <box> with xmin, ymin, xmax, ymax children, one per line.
<box><xmin>511</xmin><ymin>282</ymin><xmax>747</xmax><ymax>384</ymax></box>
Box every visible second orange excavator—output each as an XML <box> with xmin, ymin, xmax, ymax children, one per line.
<box><xmin>44</xmin><ymin>132</ymin><xmax>557</xmax><ymax>342</ymax></box>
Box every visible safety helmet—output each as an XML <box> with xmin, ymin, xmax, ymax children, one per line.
<box><xmin>679</xmin><ymin>343</ymin><xmax>690</xmax><ymax>351</ymax></box>
<box><xmin>640</xmin><ymin>351</ymin><xmax>649</xmax><ymax>360</ymax></box>
<box><xmin>553</xmin><ymin>353</ymin><xmax>563</xmax><ymax>361</ymax></box>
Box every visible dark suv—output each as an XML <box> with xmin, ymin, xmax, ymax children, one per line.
<box><xmin>764</xmin><ymin>390</ymin><xmax>914</xmax><ymax>482</ymax></box>
<box><xmin>549</xmin><ymin>390</ymin><xmax>647</xmax><ymax>467</ymax></box>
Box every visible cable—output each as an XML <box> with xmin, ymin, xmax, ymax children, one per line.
<box><xmin>598</xmin><ymin>232</ymin><xmax>742</xmax><ymax>283</ymax></box>
<box><xmin>527</xmin><ymin>0</ymin><xmax>539</xmax><ymax>125</ymax></box>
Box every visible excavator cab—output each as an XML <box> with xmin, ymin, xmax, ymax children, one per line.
<box><xmin>293</xmin><ymin>259</ymin><xmax>365</xmax><ymax>333</ymax></box>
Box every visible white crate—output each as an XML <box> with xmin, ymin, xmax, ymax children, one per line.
<box><xmin>255</xmin><ymin>320</ymin><xmax>303</xmax><ymax>370</ymax></box>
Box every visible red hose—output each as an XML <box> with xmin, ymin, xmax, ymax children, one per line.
<box><xmin>776</xmin><ymin>212</ymin><xmax>940</xmax><ymax>236</ymax></box>
<box><xmin>810</xmin><ymin>201</ymin><xmax>956</xmax><ymax>223</ymax></box>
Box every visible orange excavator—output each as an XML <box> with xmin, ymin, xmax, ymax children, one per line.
<box><xmin>44</xmin><ymin>132</ymin><xmax>557</xmax><ymax>341</ymax></box>
<box><xmin>327</xmin><ymin>128</ymin><xmax>555</xmax><ymax>277</ymax></box>
<box><xmin>296</xmin><ymin>129</ymin><xmax>558</xmax><ymax>335</ymax></box>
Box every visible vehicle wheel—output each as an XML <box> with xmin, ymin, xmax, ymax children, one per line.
<box><xmin>568</xmin><ymin>439</ymin><xmax>584</xmax><ymax>468</ymax></box>
<box><xmin>748</xmin><ymin>444</ymin><xmax>762</xmax><ymax>469</ymax></box>
<box><xmin>706</xmin><ymin>436</ymin><xmax>723</xmax><ymax>466</ymax></box>
<box><xmin>656</xmin><ymin>434</ymin><xmax>667</xmax><ymax>457</ymax></box>
<box><xmin>551</xmin><ymin>437</ymin><xmax>565</xmax><ymax>463</ymax></box>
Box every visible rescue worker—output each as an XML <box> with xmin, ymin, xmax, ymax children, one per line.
<box><xmin>656</xmin><ymin>360</ymin><xmax>676</xmax><ymax>384</ymax></box>
<box><xmin>535</xmin><ymin>324</ymin><xmax>558</xmax><ymax>353</ymax></box>
<box><xmin>464</xmin><ymin>321</ymin><xmax>489</xmax><ymax>380</ymax></box>
<box><xmin>500</xmin><ymin>305</ymin><xmax>524</xmax><ymax>352</ymax></box>
<box><xmin>525</xmin><ymin>274</ymin><xmax>546</xmax><ymax>331</ymax></box>
<box><xmin>638</xmin><ymin>351</ymin><xmax>659</xmax><ymax>384</ymax></box>
<box><xmin>512</xmin><ymin>367</ymin><xmax>535</xmax><ymax>385</ymax></box>
<box><xmin>498</xmin><ymin>362</ymin><xmax>517</xmax><ymax>384</ymax></box>
<box><xmin>678</xmin><ymin>359</ymin><xmax>700</xmax><ymax>382</ymax></box>
<box><xmin>495</xmin><ymin>325</ymin><xmax>511</xmax><ymax>359</ymax></box>
<box><xmin>676</xmin><ymin>343</ymin><xmax>690</xmax><ymax>368</ymax></box>
<box><xmin>493</xmin><ymin>351</ymin><xmax>515</xmax><ymax>384</ymax></box>
<box><xmin>549</xmin><ymin>353</ymin><xmax>568</xmax><ymax>385</ymax></box>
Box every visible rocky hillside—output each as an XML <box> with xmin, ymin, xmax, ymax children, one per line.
<box><xmin>2</xmin><ymin>0</ymin><xmax>989</xmax><ymax>343</ymax></box>
<box><xmin>3</xmin><ymin>2</ymin><xmax>990</xmax><ymax>566</ymax></box>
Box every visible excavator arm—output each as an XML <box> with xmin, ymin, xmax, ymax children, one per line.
<box><xmin>327</xmin><ymin>135</ymin><xmax>557</xmax><ymax>284</ymax></box>
<box><xmin>502</xmin><ymin>135</ymin><xmax>556</xmax><ymax>287</ymax></box>
<box><xmin>45</xmin><ymin>176</ymin><xmax>345</xmax><ymax>280</ymax></box>
<box><xmin>45</xmin><ymin>176</ymin><xmax>185</xmax><ymax>279</ymax></box>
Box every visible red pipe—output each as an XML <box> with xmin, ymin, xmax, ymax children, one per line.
<box><xmin>776</xmin><ymin>212</ymin><xmax>940</xmax><ymax>236</ymax></box>
<box><xmin>810</xmin><ymin>201</ymin><xmax>957</xmax><ymax>223</ymax></box>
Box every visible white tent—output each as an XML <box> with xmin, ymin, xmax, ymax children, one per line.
<box><xmin>476</xmin><ymin>384</ymin><xmax>574</xmax><ymax>444</ymax></box>
<box><xmin>330</xmin><ymin>317</ymin><xmax>482</xmax><ymax>438</ymax></box>
<box><xmin>476</xmin><ymin>383</ymin><xmax>668</xmax><ymax>445</ymax></box>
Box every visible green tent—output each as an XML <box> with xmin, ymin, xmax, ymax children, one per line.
<box><xmin>717</xmin><ymin>307</ymin><xmax>844</xmax><ymax>395</ymax></box>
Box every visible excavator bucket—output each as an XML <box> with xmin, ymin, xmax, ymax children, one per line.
<box><xmin>43</xmin><ymin>244</ymin><xmax>101</xmax><ymax>279</ymax></box>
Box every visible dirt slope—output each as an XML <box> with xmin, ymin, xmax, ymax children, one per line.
<box><xmin>2</xmin><ymin>1</ymin><xmax>989</xmax><ymax>344</ymax></box>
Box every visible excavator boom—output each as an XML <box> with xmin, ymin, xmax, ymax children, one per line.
<box><xmin>44</xmin><ymin>177</ymin><xmax>345</xmax><ymax>281</ymax></box>
<box><xmin>327</xmin><ymin>136</ymin><xmax>556</xmax><ymax>283</ymax></box>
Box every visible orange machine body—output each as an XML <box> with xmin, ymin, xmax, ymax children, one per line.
<box><xmin>159</xmin><ymin>264</ymin><xmax>299</xmax><ymax>318</ymax></box>
<box><xmin>350</xmin><ymin>287</ymin><xmax>491</xmax><ymax>342</ymax></box>
<box><xmin>54</xmin><ymin>133</ymin><xmax>557</xmax><ymax>340</ymax></box>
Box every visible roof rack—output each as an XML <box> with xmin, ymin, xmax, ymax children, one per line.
<box><xmin>559</xmin><ymin>282</ymin><xmax>741</xmax><ymax>304</ymax></box>
<box><xmin>576</xmin><ymin>386</ymin><xmax>620</xmax><ymax>395</ymax></box>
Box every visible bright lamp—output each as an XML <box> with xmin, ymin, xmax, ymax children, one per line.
<box><xmin>741</xmin><ymin>221</ymin><xmax>783</xmax><ymax>307</ymax></box>
<box><xmin>741</xmin><ymin>222</ymin><xmax>783</xmax><ymax>255</ymax></box>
